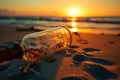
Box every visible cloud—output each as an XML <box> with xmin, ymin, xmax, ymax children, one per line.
<box><xmin>0</xmin><ymin>9</ymin><xmax>17</xmax><ymax>16</ymax></box>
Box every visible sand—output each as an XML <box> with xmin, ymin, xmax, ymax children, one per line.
<box><xmin>0</xmin><ymin>25</ymin><xmax>120</xmax><ymax>80</ymax></box>
<box><xmin>0</xmin><ymin>25</ymin><xmax>35</xmax><ymax>45</ymax></box>
<box><xmin>56</xmin><ymin>32</ymin><xmax>120</xmax><ymax>80</ymax></box>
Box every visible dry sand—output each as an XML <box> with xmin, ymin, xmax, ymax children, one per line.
<box><xmin>0</xmin><ymin>25</ymin><xmax>120</xmax><ymax>80</ymax></box>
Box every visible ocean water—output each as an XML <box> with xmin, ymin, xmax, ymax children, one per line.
<box><xmin>0</xmin><ymin>16</ymin><xmax>120</xmax><ymax>30</ymax></box>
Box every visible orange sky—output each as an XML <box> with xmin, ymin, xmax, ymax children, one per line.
<box><xmin>0</xmin><ymin>0</ymin><xmax>120</xmax><ymax>17</ymax></box>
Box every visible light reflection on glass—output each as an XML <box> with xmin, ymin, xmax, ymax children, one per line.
<box><xmin>71</xmin><ymin>27</ymin><xmax>78</xmax><ymax>32</ymax></box>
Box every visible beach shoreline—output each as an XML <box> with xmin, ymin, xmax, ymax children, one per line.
<box><xmin>0</xmin><ymin>24</ymin><xmax>120</xmax><ymax>44</ymax></box>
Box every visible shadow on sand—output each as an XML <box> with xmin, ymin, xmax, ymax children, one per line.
<box><xmin>61</xmin><ymin>76</ymin><xmax>87</xmax><ymax>80</ymax></box>
<box><xmin>83</xmin><ymin>48</ymin><xmax>101</xmax><ymax>52</ymax></box>
<box><xmin>69</xmin><ymin>45</ymin><xmax>80</xmax><ymax>48</ymax></box>
<box><xmin>72</xmin><ymin>54</ymin><xmax>118</xmax><ymax>80</ymax></box>
<box><xmin>82</xmin><ymin>63</ymin><xmax>118</xmax><ymax>80</ymax></box>
<box><xmin>72</xmin><ymin>54</ymin><xmax>115</xmax><ymax>66</ymax></box>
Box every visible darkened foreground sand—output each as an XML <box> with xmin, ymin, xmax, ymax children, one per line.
<box><xmin>0</xmin><ymin>25</ymin><xmax>120</xmax><ymax>80</ymax></box>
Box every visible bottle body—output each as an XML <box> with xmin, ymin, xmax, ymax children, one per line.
<box><xmin>22</xmin><ymin>26</ymin><xmax>72</xmax><ymax>62</ymax></box>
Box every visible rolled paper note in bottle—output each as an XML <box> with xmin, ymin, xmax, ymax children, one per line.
<box><xmin>22</xmin><ymin>26</ymin><xmax>72</xmax><ymax>62</ymax></box>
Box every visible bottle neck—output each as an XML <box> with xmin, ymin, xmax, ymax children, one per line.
<box><xmin>0</xmin><ymin>42</ymin><xmax>26</xmax><ymax>63</ymax></box>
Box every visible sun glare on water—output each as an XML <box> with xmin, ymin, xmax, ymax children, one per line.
<box><xmin>71</xmin><ymin>22</ymin><xmax>77</xmax><ymax>27</ymax></box>
<box><xmin>70</xmin><ymin>20</ymin><xmax>78</xmax><ymax>32</ymax></box>
<box><xmin>66</xmin><ymin>7</ymin><xmax>81</xmax><ymax>32</ymax></box>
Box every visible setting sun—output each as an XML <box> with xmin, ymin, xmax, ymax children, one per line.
<box><xmin>67</xmin><ymin>8</ymin><xmax>81</xmax><ymax>17</ymax></box>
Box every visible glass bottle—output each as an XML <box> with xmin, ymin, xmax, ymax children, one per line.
<box><xmin>0</xmin><ymin>26</ymin><xmax>72</xmax><ymax>63</ymax></box>
<box><xmin>22</xmin><ymin>26</ymin><xmax>72</xmax><ymax>62</ymax></box>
